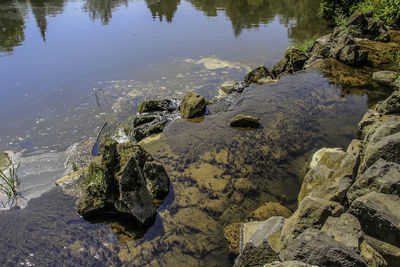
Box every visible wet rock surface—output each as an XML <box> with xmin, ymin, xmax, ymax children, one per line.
<box><xmin>272</xmin><ymin>46</ymin><xmax>308</xmax><ymax>77</ymax></box>
<box><xmin>0</xmin><ymin>152</ymin><xmax>11</xmax><ymax>170</ymax></box>
<box><xmin>229</xmin><ymin>114</ymin><xmax>260</xmax><ymax>129</ymax></box>
<box><xmin>244</xmin><ymin>66</ymin><xmax>274</xmax><ymax>84</ymax></box>
<box><xmin>77</xmin><ymin>137</ymin><xmax>170</xmax><ymax>225</ymax></box>
<box><xmin>179</xmin><ymin>91</ymin><xmax>207</xmax><ymax>119</ymax></box>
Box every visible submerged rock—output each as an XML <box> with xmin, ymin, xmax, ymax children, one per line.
<box><xmin>229</xmin><ymin>114</ymin><xmax>260</xmax><ymax>129</ymax></box>
<box><xmin>220</xmin><ymin>80</ymin><xmax>248</xmax><ymax>95</ymax></box>
<box><xmin>77</xmin><ymin>137</ymin><xmax>170</xmax><ymax>225</ymax></box>
<box><xmin>244</xmin><ymin>66</ymin><xmax>274</xmax><ymax>84</ymax></box>
<box><xmin>0</xmin><ymin>152</ymin><xmax>11</xmax><ymax>170</ymax></box>
<box><xmin>280</xmin><ymin>229</ymin><xmax>368</xmax><ymax>267</ymax></box>
<box><xmin>180</xmin><ymin>91</ymin><xmax>206</xmax><ymax>119</ymax></box>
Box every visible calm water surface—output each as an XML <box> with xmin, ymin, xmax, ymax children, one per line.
<box><xmin>0</xmin><ymin>1</ymin><xmax>372</xmax><ymax>266</ymax></box>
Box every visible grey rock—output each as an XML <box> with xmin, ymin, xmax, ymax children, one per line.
<box><xmin>280</xmin><ymin>229</ymin><xmax>368</xmax><ymax>267</ymax></box>
<box><xmin>376</xmin><ymin>90</ymin><xmax>400</xmax><ymax>115</ymax></box>
<box><xmin>360</xmin><ymin>131</ymin><xmax>400</xmax><ymax>173</ymax></box>
<box><xmin>230</xmin><ymin>114</ymin><xmax>260</xmax><ymax>129</ymax></box>
<box><xmin>179</xmin><ymin>91</ymin><xmax>206</xmax><ymax>119</ymax></box>
<box><xmin>331</xmin><ymin>32</ymin><xmax>355</xmax><ymax>59</ymax></box>
<box><xmin>393</xmin><ymin>77</ymin><xmax>400</xmax><ymax>89</ymax></box>
<box><xmin>356</xmin><ymin>110</ymin><xmax>380</xmax><ymax>140</ymax></box>
<box><xmin>338</xmin><ymin>45</ymin><xmax>368</xmax><ymax>66</ymax></box>
<box><xmin>220</xmin><ymin>80</ymin><xmax>248</xmax><ymax>94</ymax></box>
<box><xmin>360</xmin><ymin>240</ymin><xmax>388</xmax><ymax>267</ymax></box>
<box><xmin>310</xmin><ymin>34</ymin><xmax>333</xmax><ymax>59</ymax></box>
<box><xmin>348</xmin><ymin>159</ymin><xmax>400</xmax><ymax>203</ymax></box>
<box><xmin>138</xmin><ymin>99</ymin><xmax>177</xmax><ymax>113</ymax></box>
<box><xmin>321</xmin><ymin>213</ymin><xmax>363</xmax><ymax>251</ymax></box>
<box><xmin>364</xmin><ymin>235</ymin><xmax>400</xmax><ymax>266</ymax></box>
<box><xmin>133</xmin><ymin>119</ymin><xmax>167</xmax><ymax>142</ymax></box>
<box><xmin>241</xmin><ymin>216</ymin><xmax>286</xmax><ymax>253</ymax></box>
<box><xmin>280</xmin><ymin>196</ymin><xmax>344</xmax><ymax>250</ymax></box>
<box><xmin>372</xmin><ymin>71</ymin><xmax>398</xmax><ymax>85</ymax></box>
<box><xmin>298</xmin><ymin>146</ymin><xmax>358</xmax><ymax>204</ymax></box>
<box><xmin>271</xmin><ymin>46</ymin><xmax>308</xmax><ymax>77</ymax></box>
<box><xmin>77</xmin><ymin>137</ymin><xmax>169</xmax><ymax>224</ymax></box>
<box><xmin>367</xmin><ymin>117</ymin><xmax>400</xmax><ymax>145</ymax></box>
<box><xmin>245</xmin><ymin>66</ymin><xmax>274</xmax><ymax>84</ymax></box>
<box><xmin>348</xmin><ymin>192</ymin><xmax>400</xmax><ymax>247</ymax></box>
<box><xmin>234</xmin><ymin>240</ymin><xmax>279</xmax><ymax>267</ymax></box>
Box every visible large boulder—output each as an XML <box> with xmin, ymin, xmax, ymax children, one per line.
<box><xmin>321</xmin><ymin>213</ymin><xmax>363</xmax><ymax>252</ymax></box>
<box><xmin>310</xmin><ymin>34</ymin><xmax>333</xmax><ymax>59</ymax></box>
<box><xmin>234</xmin><ymin>241</ymin><xmax>279</xmax><ymax>267</ymax></box>
<box><xmin>298</xmin><ymin>141</ymin><xmax>361</xmax><ymax>204</ymax></box>
<box><xmin>364</xmin><ymin>235</ymin><xmax>400</xmax><ymax>266</ymax></box>
<box><xmin>372</xmin><ymin>71</ymin><xmax>398</xmax><ymax>86</ymax></box>
<box><xmin>347</xmin><ymin>159</ymin><xmax>400</xmax><ymax>203</ymax></box>
<box><xmin>271</xmin><ymin>46</ymin><xmax>308</xmax><ymax>77</ymax></box>
<box><xmin>229</xmin><ymin>114</ymin><xmax>260</xmax><ymax>129</ymax></box>
<box><xmin>179</xmin><ymin>91</ymin><xmax>206</xmax><ymax>119</ymax></box>
<box><xmin>344</xmin><ymin>12</ymin><xmax>390</xmax><ymax>42</ymax></box>
<box><xmin>376</xmin><ymin>90</ymin><xmax>400</xmax><ymax>115</ymax></box>
<box><xmin>348</xmin><ymin>192</ymin><xmax>400</xmax><ymax>247</ymax></box>
<box><xmin>280</xmin><ymin>196</ymin><xmax>344</xmax><ymax>250</ymax></box>
<box><xmin>77</xmin><ymin>137</ymin><xmax>170</xmax><ymax>224</ymax></box>
<box><xmin>330</xmin><ymin>30</ymin><xmax>368</xmax><ymax>66</ymax></box>
<box><xmin>280</xmin><ymin>229</ymin><xmax>368</xmax><ymax>267</ymax></box>
<box><xmin>360</xmin><ymin>131</ymin><xmax>400</xmax><ymax>173</ymax></box>
<box><xmin>360</xmin><ymin>240</ymin><xmax>388</xmax><ymax>267</ymax></box>
<box><xmin>244</xmin><ymin>66</ymin><xmax>274</xmax><ymax>84</ymax></box>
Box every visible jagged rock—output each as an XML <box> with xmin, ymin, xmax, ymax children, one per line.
<box><xmin>229</xmin><ymin>114</ymin><xmax>260</xmax><ymax>129</ymax></box>
<box><xmin>360</xmin><ymin>240</ymin><xmax>388</xmax><ymax>267</ymax></box>
<box><xmin>366</xmin><ymin>117</ymin><xmax>400</xmax><ymax>145</ymax></box>
<box><xmin>330</xmin><ymin>31</ymin><xmax>355</xmax><ymax>58</ymax></box>
<box><xmin>357</xmin><ymin>110</ymin><xmax>380</xmax><ymax>140</ymax></box>
<box><xmin>298</xmin><ymin>143</ymin><xmax>360</xmax><ymax>204</ymax></box>
<box><xmin>372</xmin><ymin>71</ymin><xmax>398</xmax><ymax>86</ymax></box>
<box><xmin>271</xmin><ymin>46</ymin><xmax>308</xmax><ymax>77</ymax></box>
<box><xmin>220</xmin><ymin>80</ymin><xmax>248</xmax><ymax>94</ymax></box>
<box><xmin>280</xmin><ymin>229</ymin><xmax>368</xmax><ymax>267</ymax></box>
<box><xmin>376</xmin><ymin>90</ymin><xmax>400</xmax><ymax>115</ymax></box>
<box><xmin>244</xmin><ymin>66</ymin><xmax>273</xmax><ymax>84</ymax></box>
<box><xmin>264</xmin><ymin>261</ymin><xmax>317</xmax><ymax>267</ymax></box>
<box><xmin>360</xmin><ymin>131</ymin><xmax>400</xmax><ymax>173</ymax></box>
<box><xmin>133</xmin><ymin>119</ymin><xmax>167</xmax><ymax>142</ymax></box>
<box><xmin>394</xmin><ymin>77</ymin><xmax>400</xmax><ymax>89</ymax></box>
<box><xmin>348</xmin><ymin>192</ymin><xmax>400</xmax><ymax>247</ymax></box>
<box><xmin>133</xmin><ymin>114</ymin><xmax>158</xmax><ymax>127</ymax></box>
<box><xmin>321</xmin><ymin>213</ymin><xmax>363</xmax><ymax>252</ymax></box>
<box><xmin>310</xmin><ymin>34</ymin><xmax>333</xmax><ymax>59</ymax></box>
<box><xmin>280</xmin><ymin>196</ymin><xmax>344</xmax><ymax>250</ymax></box>
<box><xmin>240</xmin><ymin>216</ymin><xmax>286</xmax><ymax>253</ymax></box>
<box><xmin>345</xmin><ymin>13</ymin><xmax>368</xmax><ymax>29</ymax></box>
<box><xmin>364</xmin><ymin>235</ymin><xmax>400</xmax><ymax>266</ymax></box>
<box><xmin>179</xmin><ymin>91</ymin><xmax>206</xmax><ymax>119</ymax></box>
<box><xmin>77</xmin><ymin>137</ymin><xmax>170</xmax><ymax>224</ymax></box>
<box><xmin>234</xmin><ymin>241</ymin><xmax>279</xmax><ymax>267</ymax></box>
<box><xmin>137</xmin><ymin>99</ymin><xmax>178</xmax><ymax>113</ymax></box>
<box><xmin>347</xmin><ymin>159</ymin><xmax>400</xmax><ymax>203</ymax></box>
<box><xmin>338</xmin><ymin>44</ymin><xmax>368</xmax><ymax>66</ymax></box>
<box><xmin>247</xmin><ymin>202</ymin><xmax>292</xmax><ymax>221</ymax></box>
<box><xmin>0</xmin><ymin>152</ymin><xmax>11</xmax><ymax>170</ymax></box>
<box><xmin>344</xmin><ymin>12</ymin><xmax>390</xmax><ymax>42</ymax></box>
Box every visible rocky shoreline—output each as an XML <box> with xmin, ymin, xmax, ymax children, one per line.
<box><xmin>230</xmin><ymin>12</ymin><xmax>400</xmax><ymax>267</ymax></box>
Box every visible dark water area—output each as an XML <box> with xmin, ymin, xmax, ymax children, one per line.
<box><xmin>0</xmin><ymin>0</ymin><xmax>375</xmax><ymax>266</ymax></box>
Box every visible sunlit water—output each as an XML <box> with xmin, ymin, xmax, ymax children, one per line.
<box><xmin>0</xmin><ymin>0</ymin><xmax>373</xmax><ymax>266</ymax></box>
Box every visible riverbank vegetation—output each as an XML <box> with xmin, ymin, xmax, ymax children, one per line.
<box><xmin>320</xmin><ymin>0</ymin><xmax>400</xmax><ymax>27</ymax></box>
<box><xmin>0</xmin><ymin>163</ymin><xmax>22</xmax><ymax>208</ymax></box>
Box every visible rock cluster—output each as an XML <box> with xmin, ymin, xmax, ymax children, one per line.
<box><xmin>234</xmin><ymin>89</ymin><xmax>400</xmax><ymax>266</ymax></box>
<box><xmin>77</xmin><ymin>136</ymin><xmax>170</xmax><ymax>225</ymax></box>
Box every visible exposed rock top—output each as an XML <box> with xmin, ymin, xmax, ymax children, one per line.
<box><xmin>179</xmin><ymin>91</ymin><xmax>206</xmax><ymax>119</ymax></box>
<box><xmin>229</xmin><ymin>114</ymin><xmax>260</xmax><ymax>129</ymax></box>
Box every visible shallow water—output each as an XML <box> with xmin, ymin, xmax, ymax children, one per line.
<box><xmin>0</xmin><ymin>0</ymin><xmax>374</xmax><ymax>266</ymax></box>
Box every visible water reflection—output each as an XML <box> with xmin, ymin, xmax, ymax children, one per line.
<box><xmin>83</xmin><ymin>0</ymin><xmax>128</xmax><ymax>25</ymax></box>
<box><xmin>0</xmin><ymin>0</ymin><xmax>329</xmax><ymax>54</ymax></box>
<box><xmin>146</xmin><ymin>0</ymin><xmax>180</xmax><ymax>23</ymax></box>
<box><xmin>0</xmin><ymin>0</ymin><xmax>27</xmax><ymax>54</ymax></box>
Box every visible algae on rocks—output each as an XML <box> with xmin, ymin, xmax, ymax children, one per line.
<box><xmin>77</xmin><ymin>136</ymin><xmax>170</xmax><ymax>225</ymax></box>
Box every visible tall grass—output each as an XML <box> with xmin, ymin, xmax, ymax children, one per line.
<box><xmin>293</xmin><ymin>35</ymin><xmax>320</xmax><ymax>53</ymax></box>
<box><xmin>0</xmin><ymin>162</ymin><xmax>22</xmax><ymax>208</ymax></box>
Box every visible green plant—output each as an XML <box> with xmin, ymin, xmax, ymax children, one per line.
<box><xmin>0</xmin><ymin>162</ymin><xmax>22</xmax><ymax>208</ymax></box>
<box><xmin>294</xmin><ymin>34</ymin><xmax>319</xmax><ymax>53</ymax></box>
<box><xmin>357</xmin><ymin>0</ymin><xmax>400</xmax><ymax>26</ymax></box>
<box><xmin>319</xmin><ymin>0</ymin><xmax>363</xmax><ymax>23</ymax></box>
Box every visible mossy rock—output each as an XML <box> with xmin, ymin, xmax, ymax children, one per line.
<box><xmin>180</xmin><ymin>91</ymin><xmax>206</xmax><ymax>119</ymax></box>
<box><xmin>0</xmin><ymin>152</ymin><xmax>11</xmax><ymax>170</ymax></box>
